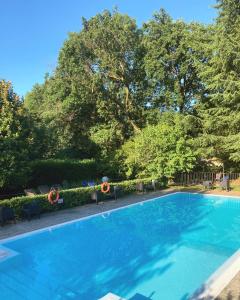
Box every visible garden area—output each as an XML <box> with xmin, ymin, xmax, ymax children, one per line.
<box><xmin>1</xmin><ymin>0</ymin><xmax>240</xmax><ymax>216</ymax></box>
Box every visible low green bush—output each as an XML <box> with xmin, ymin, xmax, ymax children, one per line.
<box><xmin>0</xmin><ymin>178</ymin><xmax>167</xmax><ymax>218</ymax></box>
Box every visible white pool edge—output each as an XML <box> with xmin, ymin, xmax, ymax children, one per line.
<box><xmin>190</xmin><ymin>192</ymin><xmax>240</xmax><ymax>299</ymax></box>
<box><xmin>190</xmin><ymin>249</ymin><xmax>240</xmax><ymax>299</ymax></box>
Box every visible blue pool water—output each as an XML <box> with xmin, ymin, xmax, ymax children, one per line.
<box><xmin>1</xmin><ymin>192</ymin><xmax>240</xmax><ymax>300</ymax></box>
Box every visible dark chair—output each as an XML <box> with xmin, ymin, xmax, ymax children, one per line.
<box><xmin>91</xmin><ymin>190</ymin><xmax>99</xmax><ymax>204</ymax></box>
<box><xmin>88</xmin><ymin>180</ymin><xmax>95</xmax><ymax>187</ymax></box>
<box><xmin>22</xmin><ymin>201</ymin><xmax>41</xmax><ymax>221</ymax></box>
<box><xmin>91</xmin><ymin>186</ymin><xmax>121</xmax><ymax>204</ymax></box>
<box><xmin>136</xmin><ymin>182</ymin><xmax>145</xmax><ymax>193</ymax></box>
<box><xmin>145</xmin><ymin>180</ymin><xmax>157</xmax><ymax>192</ymax></box>
<box><xmin>220</xmin><ymin>179</ymin><xmax>230</xmax><ymax>191</ymax></box>
<box><xmin>103</xmin><ymin>186</ymin><xmax>120</xmax><ymax>201</ymax></box>
<box><xmin>0</xmin><ymin>206</ymin><xmax>16</xmax><ymax>226</ymax></box>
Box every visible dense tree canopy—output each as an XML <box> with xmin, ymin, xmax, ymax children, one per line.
<box><xmin>0</xmin><ymin>80</ymin><xmax>33</xmax><ymax>189</ymax></box>
<box><xmin>143</xmin><ymin>9</ymin><xmax>208</xmax><ymax>113</ymax></box>
<box><xmin>2</xmin><ymin>1</ymin><xmax>240</xmax><ymax>191</ymax></box>
<box><xmin>198</xmin><ymin>0</ymin><xmax>240</xmax><ymax>166</ymax></box>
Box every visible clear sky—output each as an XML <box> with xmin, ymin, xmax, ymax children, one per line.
<box><xmin>0</xmin><ymin>0</ymin><xmax>217</xmax><ymax>97</ymax></box>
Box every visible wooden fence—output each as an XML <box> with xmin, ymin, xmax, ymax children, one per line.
<box><xmin>174</xmin><ymin>172</ymin><xmax>240</xmax><ymax>185</ymax></box>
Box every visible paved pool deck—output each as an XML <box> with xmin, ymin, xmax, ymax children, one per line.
<box><xmin>1</xmin><ymin>187</ymin><xmax>240</xmax><ymax>300</ymax></box>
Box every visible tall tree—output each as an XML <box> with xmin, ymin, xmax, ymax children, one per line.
<box><xmin>198</xmin><ymin>0</ymin><xmax>240</xmax><ymax>165</ymax></box>
<box><xmin>57</xmin><ymin>10</ymin><xmax>146</xmax><ymax>134</ymax></box>
<box><xmin>143</xmin><ymin>9</ymin><xmax>207</xmax><ymax>113</ymax></box>
<box><xmin>0</xmin><ymin>80</ymin><xmax>33</xmax><ymax>189</ymax></box>
<box><xmin>25</xmin><ymin>10</ymin><xmax>147</xmax><ymax>158</ymax></box>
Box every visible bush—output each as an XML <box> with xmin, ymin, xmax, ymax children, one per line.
<box><xmin>0</xmin><ymin>178</ymin><xmax>167</xmax><ymax>218</ymax></box>
<box><xmin>118</xmin><ymin>115</ymin><xmax>197</xmax><ymax>179</ymax></box>
<box><xmin>28</xmin><ymin>159</ymin><xmax>101</xmax><ymax>187</ymax></box>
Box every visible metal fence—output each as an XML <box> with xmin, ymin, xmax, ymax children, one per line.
<box><xmin>174</xmin><ymin>172</ymin><xmax>240</xmax><ymax>185</ymax></box>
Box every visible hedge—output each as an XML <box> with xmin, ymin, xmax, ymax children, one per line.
<box><xmin>28</xmin><ymin>159</ymin><xmax>100</xmax><ymax>188</ymax></box>
<box><xmin>0</xmin><ymin>178</ymin><xmax>167</xmax><ymax>218</ymax></box>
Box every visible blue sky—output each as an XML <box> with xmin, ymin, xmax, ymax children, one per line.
<box><xmin>0</xmin><ymin>0</ymin><xmax>217</xmax><ymax>96</ymax></box>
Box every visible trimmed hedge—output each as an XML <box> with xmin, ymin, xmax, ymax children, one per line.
<box><xmin>28</xmin><ymin>159</ymin><xmax>100</xmax><ymax>188</ymax></box>
<box><xmin>0</xmin><ymin>178</ymin><xmax>167</xmax><ymax>218</ymax></box>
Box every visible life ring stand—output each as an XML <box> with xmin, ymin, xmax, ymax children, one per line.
<box><xmin>101</xmin><ymin>182</ymin><xmax>110</xmax><ymax>194</ymax></box>
<box><xmin>48</xmin><ymin>188</ymin><xmax>60</xmax><ymax>204</ymax></box>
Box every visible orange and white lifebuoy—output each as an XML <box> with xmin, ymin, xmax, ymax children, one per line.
<box><xmin>48</xmin><ymin>190</ymin><xmax>60</xmax><ymax>204</ymax></box>
<box><xmin>101</xmin><ymin>182</ymin><xmax>110</xmax><ymax>194</ymax></box>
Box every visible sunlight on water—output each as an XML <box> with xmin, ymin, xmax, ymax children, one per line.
<box><xmin>0</xmin><ymin>193</ymin><xmax>240</xmax><ymax>300</ymax></box>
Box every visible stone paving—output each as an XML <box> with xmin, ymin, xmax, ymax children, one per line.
<box><xmin>216</xmin><ymin>272</ymin><xmax>240</xmax><ymax>300</ymax></box>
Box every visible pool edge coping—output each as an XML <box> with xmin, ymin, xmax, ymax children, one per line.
<box><xmin>190</xmin><ymin>249</ymin><xmax>240</xmax><ymax>300</ymax></box>
<box><xmin>190</xmin><ymin>192</ymin><xmax>240</xmax><ymax>299</ymax></box>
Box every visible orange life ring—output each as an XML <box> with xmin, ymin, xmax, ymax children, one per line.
<box><xmin>101</xmin><ymin>182</ymin><xmax>110</xmax><ymax>194</ymax></box>
<box><xmin>48</xmin><ymin>190</ymin><xmax>60</xmax><ymax>204</ymax></box>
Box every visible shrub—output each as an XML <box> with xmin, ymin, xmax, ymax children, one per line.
<box><xmin>28</xmin><ymin>159</ymin><xmax>100</xmax><ymax>187</ymax></box>
<box><xmin>118</xmin><ymin>115</ymin><xmax>197</xmax><ymax>179</ymax></box>
<box><xmin>0</xmin><ymin>178</ymin><xmax>167</xmax><ymax>218</ymax></box>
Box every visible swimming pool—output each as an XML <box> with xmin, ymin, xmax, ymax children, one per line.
<box><xmin>1</xmin><ymin>192</ymin><xmax>240</xmax><ymax>300</ymax></box>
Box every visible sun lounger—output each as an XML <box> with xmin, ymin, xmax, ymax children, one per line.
<box><xmin>91</xmin><ymin>186</ymin><xmax>121</xmax><ymax>204</ymax></box>
<box><xmin>38</xmin><ymin>185</ymin><xmax>50</xmax><ymax>194</ymax></box>
<box><xmin>220</xmin><ymin>179</ymin><xmax>230</xmax><ymax>191</ymax></box>
<box><xmin>202</xmin><ymin>181</ymin><xmax>213</xmax><ymax>189</ymax></box>
<box><xmin>24</xmin><ymin>188</ymin><xmax>37</xmax><ymax>196</ymax></box>
<box><xmin>145</xmin><ymin>180</ymin><xmax>157</xmax><ymax>192</ymax></box>
<box><xmin>136</xmin><ymin>182</ymin><xmax>145</xmax><ymax>193</ymax></box>
<box><xmin>215</xmin><ymin>173</ymin><xmax>222</xmax><ymax>182</ymax></box>
<box><xmin>22</xmin><ymin>200</ymin><xmax>41</xmax><ymax>221</ymax></box>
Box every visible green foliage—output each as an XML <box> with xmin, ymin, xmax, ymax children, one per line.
<box><xmin>90</xmin><ymin>122</ymin><xmax>124</xmax><ymax>159</ymax></box>
<box><xmin>118</xmin><ymin>114</ymin><xmax>197</xmax><ymax>178</ymax></box>
<box><xmin>143</xmin><ymin>9</ymin><xmax>207</xmax><ymax>112</ymax></box>
<box><xmin>197</xmin><ymin>0</ymin><xmax>240</xmax><ymax>164</ymax></box>
<box><xmin>0</xmin><ymin>80</ymin><xmax>33</xmax><ymax>189</ymax></box>
<box><xmin>28</xmin><ymin>159</ymin><xmax>99</xmax><ymax>187</ymax></box>
<box><xmin>5</xmin><ymin>3</ymin><xmax>240</xmax><ymax>192</ymax></box>
<box><xmin>24</xmin><ymin>10</ymin><xmax>147</xmax><ymax>160</ymax></box>
<box><xmin>0</xmin><ymin>178</ymin><xmax>166</xmax><ymax>218</ymax></box>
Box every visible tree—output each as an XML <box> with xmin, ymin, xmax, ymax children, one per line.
<box><xmin>0</xmin><ymin>80</ymin><xmax>33</xmax><ymax>189</ymax></box>
<box><xmin>198</xmin><ymin>0</ymin><xmax>240</xmax><ymax>165</ymax></box>
<box><xmin>143</xmin><ymin>9</ymin><xmax>207</xmax><ymax>113</ymax></box>
<box><xmin>118</xmin><ymin>113</ymin><xmax>197</xmax><ymax>179</ymax></box>
<box><xmin>25</xmin><ymin>10</ymin><xmax>147</xmax><ymax>158</ymax></box>
<box><xmin>57</xmin><ymin>9</ymin><xmax>147</xmax><ymax>135</ymax></box>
